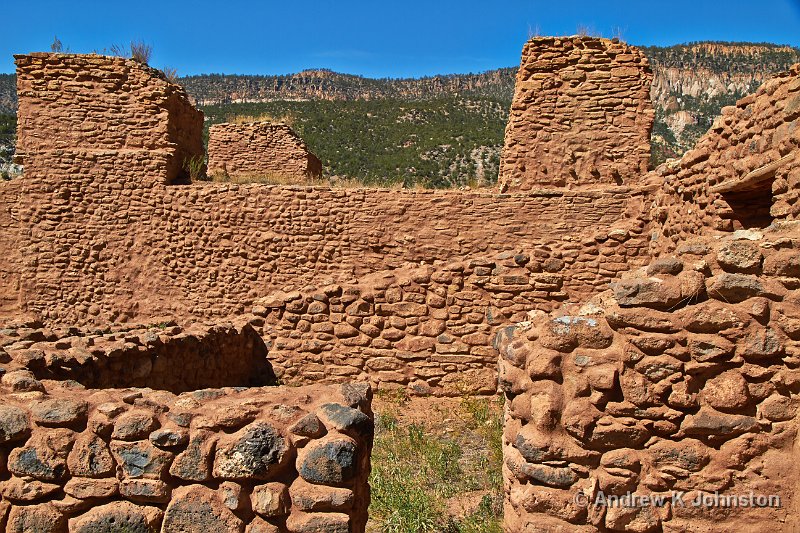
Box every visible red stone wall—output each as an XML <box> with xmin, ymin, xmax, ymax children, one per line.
<box><xmin>499</xmin><ymin>37</ymin><xmax>654</xmax><ymax>191</ymax></box>
<box><xmin>15</xmin><ymin>53</ymin><xmax>204</xmax><ymax>186</ymax></box>
<box><xmin>207</xmin><ymin>122</ymin><xmax>323</xmax><ymax>181</ymax></box>
<box><xmin>4</xmin><ymin>182</ymin><xmax>639</xmax><ymax>326</ymax></box>
<box><xmin>648</xmin><ymin>63</ymin><xmax>800</xmax><ymax>253</ymax></box>
<box><xmin>0</xmin><ymin>375</ymin><xmax>373</xmax><ymax>532</ymax></box>
<box><xmin>497</xmin><ymin>226</ymin><xmax>800</xmax><ymax>531</ymax></box>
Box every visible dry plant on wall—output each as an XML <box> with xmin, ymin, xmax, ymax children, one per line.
<box><xmin>108</xmin><ymin>40</ymin><xmax>153</xmax><ymax>64</ymax></box>
<box><xmin>162</xmin><ymin>67</ymin><xmax>179</xmax><ymax>83</ymax></box>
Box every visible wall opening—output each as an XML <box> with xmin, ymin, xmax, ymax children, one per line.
<box><xmin>721</xmin><ymin>178</ymin><xmax>774</xmax><ymax>230</ymax></box>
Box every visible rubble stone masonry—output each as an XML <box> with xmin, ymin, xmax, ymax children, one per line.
<box><xmin>499</xmin><ymin>37</ymin><xmax>654</xmax><ymax>191</ymax></box>
<box><xmin>0</xmin><ymin>373</ymin><xmax>373</xmax><ymax>532</ymax></box>
<box><xmin>207</xmin><ymin>122</ymin><xmax>323</xmax><ymax>181</ymax></box>
<box><xmin>14</xmin><ymin>53</ymin><xmax>204</xmax><ymax>186</ymax></box>
<box><xmin>497</xmin><ymin>225</ymin><xmax>800</xmax><ymax>532</ymax></box>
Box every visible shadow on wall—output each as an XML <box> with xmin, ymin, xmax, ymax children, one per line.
<box><xmin>2</xmin><ymin>321</ymin><xmax>276</xmax><ymax>393</ymax></box>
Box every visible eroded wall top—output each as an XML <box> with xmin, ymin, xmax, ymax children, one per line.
<box><xmin>207</xmin><ymin>122</ymin><xmax>323</xmax><ymax>182</ymax></box>
<box><xmin>15</xmin><ymin>53</ymin><xmax>204</xmax><ymax>186</ymax></box>
<box><xmin>499</xmin><ymin>36</ymin><xmax>654</xmax><ymax>191</ymax></box>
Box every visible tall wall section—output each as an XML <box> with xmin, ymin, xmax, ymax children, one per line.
<box><xmin>497</xmin><ymin>224</ymin><xmax>800</xmax><ymax>532</ymax></box>
<box><xmin>6</xmin><ymin>182</ymin><xmax>647</xmax><ymax>326</ymax></box>
<box><xmin>499</xmin><ymin>37</ymin><xmax>654</xmax><ymax>191</ymax></box>
<box><xmin>207</xmin><ymin>122</ymin><xmax>323</xmax><ymax>181</ymax></box>
<box><xmin>14</xmin><ymin>53</ymin><xmax>204</xmax><ymax>186</ymax></box>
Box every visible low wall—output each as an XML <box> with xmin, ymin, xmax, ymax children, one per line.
<box><xmin>207</xmin><ymin>122</ymin><xmax>323</xmax><ymax>181</ymax></box>
<box><xmin>0</xmin><ymin>377</ymin><xmax>374</xmax><ymax>533</ymax></box>
<box><xmin>497</xmin><ymin>224</ymin><xmax>800</xmax><ymax>531</ymax></box>
<box><xmin>254</xmin><ymin>220</ymin><xmax>650</xmax><ymax>395</ymax></box>
<box><xmin>0</xmin><ymin>320</ymin><xmax>275</xmax><ymax>392</ymax></box>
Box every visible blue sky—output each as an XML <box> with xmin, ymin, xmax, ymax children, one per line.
<box><xmin>2</xmin><ymin>0</ymin><xmax>800</xmax><ymax>77</ymax></box>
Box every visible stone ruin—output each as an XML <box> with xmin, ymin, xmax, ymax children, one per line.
<box><xmin>0</xmin><ymin>36</ymin><xmax>798</xmax><ymax>532</ymax></box>
<box><xmin>499</xmin><ymin>37</ymin><xmax>654</xmax><ymax>191</ymax></box>
<box><xmin>207</xmin><ymin>122</ymin><xmax>323</xmax><ymax>182</ymax></box>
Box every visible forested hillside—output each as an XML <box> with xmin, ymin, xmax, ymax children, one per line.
<box><xmin>2</xmin><ymin>41</ymin><xmax>798</xmax><ymax>184</ymax></box>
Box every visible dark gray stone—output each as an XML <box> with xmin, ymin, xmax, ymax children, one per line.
<box><xmin>0</xmin><ymin>405</ymin><xmax>29</xmax><ymax>444</ymax></box>
<box><xmin>213</xmin><ymin>423</ymin><xmax>287</xmax><ymax>480</ymax></box>
<box><xmin>298</xmin><ymin>437</ymin><xmax>358</xmax><ymax>485</ymax></box>
<box><xmin>316</xmin><ymin>404</ymin><xmax>372</xmax><ymax>438</ymax></box>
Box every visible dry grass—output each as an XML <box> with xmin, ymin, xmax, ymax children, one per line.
<box><xmin>367</xmin><ymin>393</ymin><xmax>504</xmax><ymax>533</ymax></box>
<box><xmin>227</xmin><ymin>113</ymin><xmax>295</xmax><ymax>127</ymax></box>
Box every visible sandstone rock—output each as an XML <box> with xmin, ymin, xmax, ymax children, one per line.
<box><xmin>517</xmin><ymin>462</ymin><xmax>578</xmax><ymax>488</ymax></box>
<box><xmin>702</xmin><ymin>371</ymin><xmax>750</xmax><ymax>411</ymax></box>
<box><xmin>612</xmin><ymin>271</ymin><xmax>705</xmax><ymax>310</ymax></box>
<box><xmin>289</xmin><ymin>477</ymin><xmax>355</xmax><ymax>512</ymax></box>
<box><xmin>213</xmin><ymin>422</ymin><xmax>288</xmax><ymax>480</ymax></box>
<box><xmin>8</xmin><ymin>428</ymin><xmax>73</xmax><ymax>481</ymax></box>
<box><xmin>285</xmin><ymin>512</ymin><xmax>350</xmax><ymax>533</ymax></box>
<box><xmin>251</xmin><ymin>482</ymin><xmax>289</xmax><ymax>517</ymax></box>
<box><xmin>649</xmin><ymin>438</ymin><xmax>709</xmax><ymax>472</ymax></box>
<box><xmin>68</xmin><ymin>501</ymin><xmax>162</xmax><ymax>533</ymax></box>
<box><xmin>762</xmin><ymin>250</ymin><xmax>800</xmax><ymax>277</ymax></box>
<box><xmin>246</xmin><ymin>517</ymin><xmax>280</xmax><ymax>533</ymax></box>
<box><xmin>219</xmin><ymin>481</ymin><xmax>245</xmax><ymax>511</ymax></box>
<box><xmin>681</xmin><ymin>407</ymin><xmax>759</xmax><ymax>438</ymax></box>
<box><xmin>6</xmin><ymin>503</ymin><xmax>66</xmax><ymax>533</ymax></box>
<box><xmin>162</xmin><ymin>485</ymin><xmax>243</xmax><ymax>533</ymax></box>
<box><xmin>110</xmin><ymin>440</ymin><xmax>173</xmax><ymax>479</ymax></box>
<box><xmin>170</xmin><ymin>430</ymin><xmax>215</xmax><ymax>482</ymax></box>
<box><xmin>759</xmin><ymin>394</ymin><xmax>798</xmax><ymax>421</ymax></box>
<box><xmin>112</xmin><ymin>411</ymin><xmax>158</xmax><ymax>441</ymax></box>
<box><xmin>149</xmin><ymin>428</ymin><xmax>188</xmax><ymax>448</ymax></box>
<box><xmin>0</xmin><ymin>476</ymin><xmax>60</xmax><ymax>501</ymax></box>
<box><xmin>64</xmin><ymin>477</ymin><xmax>118</xmax><ymax>499</ymax></box>
<box><xmin>67</xmin><ymin>433</ymin><xmax>114</xmax><ymax>477</ymax></box>
<box><xmin>716</xmin><ymin>240</ymin><xmax>763</xmax><ymax>273</ymax></box>
<box><xmin>119</xmin><ymin>478</ymin><xmax>170</xmax><ymax>503</ymax></box>
<box><xmin>1</xmin><ymin>370</ymin><xmax>44</xmax><ymax>392</ymax></box>
<box><xmin>646</xmin><ymin>257</ymin><xmax>684</xmax><ymax>276</ymax></box>
<box><xmin>738</xmin><ymin>327</ymin><xmax>784</xmax><ymax>360</ymax></box>
<box><xmin>604</xmin><ymin>503</ymin><xmax>661</xmax><ymax>533</ymax></box>
<box><xmin>706</xmin><ymin>273</ymin><xmax>768</xmax><ymax>302</ymax></box>
<box><xmin>297</xmin><ymin>436</ymin><xmax>358</xmax><ymax>485</ymax></box>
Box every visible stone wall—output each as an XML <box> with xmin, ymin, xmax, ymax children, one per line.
<box><xmin>648</xmin><ymin>63</ymin><xmax>800</xmax><ymax>253</ymax></box>
<box><xmin>253</xmin><ymin>219</ymin><xmax>650</xmax><ymax>395</ymax></box>
<box><xmin>15</xmin><ymin>53</ymin><xmax>204</xmax><ymax>186</ymax></box>
<box><xmin>0</xmin><ymin>376</ymin><xmax>373</xmax><ymax>533</ymax></box>
<box><xmin>499</xmin><ymin>37</ymin><xmax>654</xmax><ymax>191</ymax></box>
<box><xmin>3</xmin><ymin>182</ymin><xmax>640</xmax><ymax>326</ymax></box>
<box><xmin>207</xmin><ymin>123</ymin><xmax>323</xmax><ymax>181</ymax></box>
<box><xmin>0</xmin><ymin>320</ymin><xmax>275</xmax><ymax>393</ymax></box>
<box><xmin>497</xmin><ymin>224</ymin><xmax>800</xmax><ymax>532</ymax></box>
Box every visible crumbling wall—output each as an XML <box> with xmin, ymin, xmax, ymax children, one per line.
<box><xmin>497</xmin><ymin>225</ymin><xmax>800</xmax><ymax>532</ymax></box>
<box><xmin>499</xmin><ymin>36</ymin><xmax>654</xmax><ymax>191</ymax></box>
<box><xmin>0</xmin><ymin>376</ymin><xmax>373</xmax><ymax>532</ymax></box>
<box><xmin>0</xmin><ymin>320</ymin><xmax>275</xmax><ymax>393</ymax></box>
<box><xmin>207</xmin><ymin>122</ymin><xmax>323</xmax><ymax>181</ymax></box>
<box><xmin>649</xmin><ymin>63</ymin><xmax>800</xmax><ymax>252</ymax></box>
<box><xmin>14</xmin><ymin>53</ymin><xmax>204</xmax><ymax>186</ymax></box>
